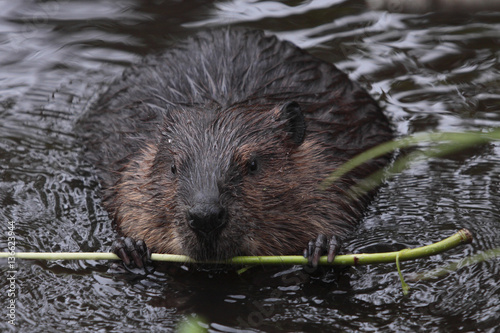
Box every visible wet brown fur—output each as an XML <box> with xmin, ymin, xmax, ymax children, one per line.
<box><xmin>78</xmin><ymin>28</ymin><xmax>393</xmax><ymax>261</ymax></box>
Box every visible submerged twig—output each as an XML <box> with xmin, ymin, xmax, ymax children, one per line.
<box><xmin>409</xmin><ymin>247</ymin><xmax>500</xmax><ymax>281</ymax></box>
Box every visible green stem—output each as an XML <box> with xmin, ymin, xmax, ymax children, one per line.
<box><xmin>320</xmin><ymin>129</ymin><xmax>500</xmax><ymax>190</ymax></box>
<box><xmin>410</xmin><ymin>247</ymin><xmax>500</xmax><ymax>281</ymax></box>
<box><xmin>0</xmin><ymin>229</ymin><xmax>472</xmax><ymax>265</ymax></box>
<box><xmin>396</xmin><ymin>251</ymin><xmax>410</xmax><ymax>295</ymax></box>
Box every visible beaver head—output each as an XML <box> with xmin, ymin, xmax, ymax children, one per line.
<box><xmin>110</xmin><ymin>100</ymin><xmax>354</xmax><ymax>261</ymax></box>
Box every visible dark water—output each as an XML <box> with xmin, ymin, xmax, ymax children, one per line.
<box><xmin>1</xmin><ymin>0</ymin><xmax>499</xmax><ymax>332</ymax></box>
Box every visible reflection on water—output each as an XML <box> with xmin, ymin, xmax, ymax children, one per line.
<box><xmin>0</xmin><ymin>0</ymin><xmax>499</xmax><ymax>331</ymax></box>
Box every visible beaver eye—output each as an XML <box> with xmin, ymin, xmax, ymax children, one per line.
<box><xmin>248</xmin><ymin>157</ymin><xmax>259</xmax><ymax>174</ymax></box>
<box><xmin>171</xmin><ymin>164</ymin><xmax>177</xmax><ymax>175</ymax></box>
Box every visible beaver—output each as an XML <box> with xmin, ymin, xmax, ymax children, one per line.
<box><xmin>79</xmin><ymin>28</ymin><xmax>393</xmax><ymax>269</ymax></box>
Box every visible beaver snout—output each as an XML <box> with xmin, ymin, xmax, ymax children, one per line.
<box><xmin>187</xmin><ymin>191</ymin><xmax>227</xmax><ymax>236</ymax></box>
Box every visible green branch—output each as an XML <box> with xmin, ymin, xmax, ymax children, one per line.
<box><xmin>1</xmin><ymin>229</ymin><xmax>472</xmax><ymax>265</ymax></box>
<box><xmin>320</xmin><ymin>129</ymin><xmax>500</xmax><ymax>190</ymax></box>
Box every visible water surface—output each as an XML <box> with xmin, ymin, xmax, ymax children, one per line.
<box><xmin>1</xmin><ymin>0</ymin><xmax>499</xmax><ymax>332</ymax></box>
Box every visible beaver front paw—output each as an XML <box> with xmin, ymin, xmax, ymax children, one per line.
<box><xmin>111</xmin><ymin>236</ymin><xmax>153</xmax><ymax>274</ymax></box>
<box><xmin>303</xmin><ymin>234</ymin><xmax>342</xmax><ymax>268</ymax></box>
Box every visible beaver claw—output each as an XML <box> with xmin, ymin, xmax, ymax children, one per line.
<box><xmin>111</xmin><ymin>236</ymin><xmax>153</xmax><ymax>274</ymax></box>
<box><xmin>303</xmin><ymin>234</ymin><xmax>341</xmax><ymax>268</ymax></box>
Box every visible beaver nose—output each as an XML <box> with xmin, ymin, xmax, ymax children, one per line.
<box><xmin>187</xmin><ymin>203</ymin><xmax>227</xmax><ymax>236</ymax></box>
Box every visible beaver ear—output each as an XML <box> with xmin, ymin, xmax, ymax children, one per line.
<box><xmin>279</xmin><ymin>101</ymin><xmax>306</xmax><ymax>146</ymax></box>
